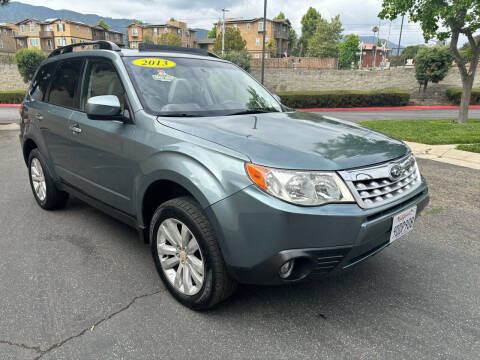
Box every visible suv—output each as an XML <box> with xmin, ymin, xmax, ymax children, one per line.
<box><xmin>20</xmin><ymin>41</ymin><xmax>429</xmax><ymax>310</ymax></box>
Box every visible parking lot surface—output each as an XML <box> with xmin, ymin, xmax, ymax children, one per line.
<box><xmin>0</xmin><ymin>129</ymin><xmax>479</xmax><ymax>359</ymax></box>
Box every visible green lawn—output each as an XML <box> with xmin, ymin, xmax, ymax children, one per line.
<box><xmin>358</xmin><ymin>119</ymin><xmax>480</xmax><ymax>145</ymax></box>
<box><xmin>456</xmin><ymin>143</ymin><xmax>480</xmax><ymax>153</ymax></box>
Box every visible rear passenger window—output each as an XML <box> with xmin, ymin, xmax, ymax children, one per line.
<box><xmin>48</xmin><ymin>59</ymin><xmax>84</xmax><ymax>109</ymax></box>
<box><xmin>81</xmin><ymin>59</ymin><xmax>126</xmax><ymax>111</ymax></box>
<box><xmin>30</xmin><ymin>62</ymin><xmax>56</xmax><ymax>102</ymax></box>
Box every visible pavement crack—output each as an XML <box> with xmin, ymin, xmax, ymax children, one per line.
<box><xmin>0</xmin><ymin>340</ymin><xmax>43</xmax><ymax>353</ymax></box>
<box><xmin>31</xmin><ymin>289</ymin><xmax>162</xmax><ymax>359</ymax></box>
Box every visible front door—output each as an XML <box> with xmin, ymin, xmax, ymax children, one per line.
<box><xmin>67</xmin><ymin>58</ymin><xmax>138</xmax><ymax>214</ymax></box>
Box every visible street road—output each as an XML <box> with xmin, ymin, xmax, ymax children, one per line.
<box><xmin>0</xmin><ymin>129</ymin><xmax>479</xmax><ymax>359</ymax></box>
<box><xmin>313</xmin><ymin>108</ymin><xmax>480</xmax><ymax>121</ymax></box>
<box><xmin>0</xmin><ymin>107</ymin><xmax>19</xmax><ymax>124</ymax></box>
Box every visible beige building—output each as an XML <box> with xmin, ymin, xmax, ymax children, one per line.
<box><xmin>127</xmin><ymin>20</ymin><xmax>196</xmax><ymax>49</ymax></box>
<box><xmin>12</xmin><ymin>18</ymin><xmax>123</xmax><ymax>53</ymax></box>
<box><xmin>218</xmin><ymin>17</ymin><xmax>291</xmax><ymax>58</ymax></box>
<box><xmin>0</xmin><ymin>24</ymin><xmax>17</xmax><ymax>54</ymax></box>
<box><xmin>195</xmin><ymin>38</ymin><xmax>215</xmax><ymax>52</ymax></box>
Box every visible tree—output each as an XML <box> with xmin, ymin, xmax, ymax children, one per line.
<box><xmin>169</xmin><ymin>18</ymin><xmax>175</xmax><ymax>22</ymax></box>
<box><xmin>339</xmin><ymin>34</ymin><xmax>360</xmax><ymax>68</ymax></box>
<box><xmin>266</xmin><ymin>39</ymin><xmax>277</xmax><ymax>56</ymax></box>
<box><xmin>274</xmin><ymin>12</ymin><xmax>286</xmax><ymax>20</ymax></box>
<box><xmin>414</xmin><ymin>46</ymin><xmax>452</xmax><ymax>99</ymax></box>
<box><xmin>379</xmin><ymin>0</ymin><xmax>480</xmax><ymax>124</ymax></box>
<box><xmin>299</xmin><ymin>7</ymin><xmax>322</xmax><ymax>56</ymax></box>
<box><xmin>157</xmin><ymin>32</ymin><xmax>182</xmax><ymax>46</ymax></box>
<box><xmin>97</xmin><ymin>19</ymin><xmax>110</xmax><ymax>30</ymax></box>
<box><xmin>15</xmin><ymin>49</ymin><xmax>46</xmax><ymax>83</ymax></box>
<box><xmin>288</xmin><ymin>28</ymin><xmax>298</xmax><ymax>54</ymax></box>
<box><xmin>131</xmin><ymin>19</ymin><xmax>144</xmax><ymax>25</ymax></box>
<box><xmin>306</xmin><ymin>15</ymin><xmax>343</xmax><ymax>58</ymax></box>
<box><xmin>142</xmin><ymin>33</ymin><xmax>153</xmax><ymax>44</ymax></box>
<box><xmin>390</xmin><ymin>44</ymin><xmax>424</xmax><ymax>66</ymax></box>
<box><xmin>222</xmin><ymin>50</ymin><xmax>251</xmax><ymax>72</ymax></box>
<box><xmin>208</xmin><ymin>24</ymin><xmax>217</xmax><ymax>39</ymax></box>
<box><xmin>1</xmin><ymin>0</ymin><xmax>9</xmax><ymax>6</ymax></box>
<box><xmin>213</xmin><ymin>27</ymin><xmax>246</xmax><ymax>54</ymax></box>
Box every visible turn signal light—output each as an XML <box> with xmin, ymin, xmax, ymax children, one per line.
<box><xmin>246</xmin><ymin>163</ymin><xmax>269</xmax><ymax>191</ymax></box>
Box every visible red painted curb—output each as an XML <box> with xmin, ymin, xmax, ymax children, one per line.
<box><xmin>298</xmin><ymin>105</ymin><xmax>480</xmax><ymax>112</ymax></box>
<box><xmin>0</xmin><ymin>104</ymin><xmax>21</xmax><ymax>107</ymax></box>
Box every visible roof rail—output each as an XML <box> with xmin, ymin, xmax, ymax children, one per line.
<box><xmin>138</xmin><ymin>43</ymin><xmax>214</xmax><ymax>57</ymax></box>
<box><xmin>48</xmin><ymin>40</ymin><xmax>121</xmax><ymax>58</ymax></box>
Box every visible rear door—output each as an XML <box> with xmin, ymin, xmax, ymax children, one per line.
<box><xmin>42</xmin><ymin>58</ymin><xmax>85</xmax><ymax>182</ymax></box>
<box><xmin>67</xmin><ymin>57</ymin><xmax>137</xmax><ymax>214</ymax></box>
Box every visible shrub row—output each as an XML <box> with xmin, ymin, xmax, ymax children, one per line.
<box><xmin>0</xmin><ymin>91</ymin><xmax>26</xmax><ymax>104</ymax></box>
<box><xmin>276</xmin><ymin>90</ymin><xmax>411</xmax><ymax>109</ymax></box>
<box><xmin>445</xmin><ymin>88</ymin><xmax>480</xmax><ymax>105</ymax></box>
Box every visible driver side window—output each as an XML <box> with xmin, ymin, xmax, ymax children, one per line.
<box><xmin>81</xmin><ymin>59</ymin><xmax>126</xmax><ymax>112</ymax></box>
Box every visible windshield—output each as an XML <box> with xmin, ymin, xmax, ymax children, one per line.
<box><xmin>123</xmin><ymin>56</ymin><xmax>282</xmax><ymax>117</ymax></box>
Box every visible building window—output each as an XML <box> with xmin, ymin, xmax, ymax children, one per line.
<box><xmin>76</xmin><ymin>25</ymin><xmax>80</xmax><ymax>31</ymax></box>
<box><xmin>30</xmin><ymin>38</ymin><xmax>38</xmax><ymax>47</ymax></box>
<box><xmin>187</xmin><ymin>31</ymin><xmax>190</xmax><ymax>37</ymax></box>
<box><xmin>153</xmin><ymin>28</ymin><xmax>158</xmax><ymax>35</ymax></box>
<box><xmin>71</xmin><ymin>39</ymin><xmax>76</xmax><ymax>44</ymax></box>
<box><xmin>46</xmin><ymin>24</ymin><xmax>53</xmax><ymax>31</ymax></box>
<box><xmin>283</xmin><ymin>25</ymin><xmax>287</xmax><ymax>32</ymax></box>
<box><xmin>46</xmin><ymin>39</ymin><xmax>53</xmax><ymax>49</ymax></box>
<box><xmin>233</xmin><ymin>24</ymin><xmax>237</xmax><ymax>28</ymax></box>
<box><xmin>30</xmin><ymin>23</ymin><xmax>35</xmax><ymax>32</ymax></box>
<box><xmin>256</xmin><ymin>38</ymin><xmax>260</xmax><ymax>46</ymax></box>
<box><xmin>105</xmin><ymin>32</ymin><xmax>109</xmax><ymax>40</ymax></box>
<box><xmin>0</xmin><ymin>40</ymin><xmax>3</xmax><ymax>49</ymax></box>
<box><xmin>265</xmin><ymin>53</ymin><xmax>268</xmax><ymax>59</ymax></box>
<box><xmin>58</xmin><ymin>37</ymin><xmax>67</xmax><ymax>46</ymax></box>
<box><xmin>177</xmin><ymin>29</ymin><xmax>182</xmax><ymax>36</ymax></box>
<box><xmin>20</xmin><ymin>25</ymin><xmax>26</xmax><ymax>33</ymax></box>
<box><xmin>132</xmin><ymin>28</ymin><xmax>138</xmax><ymax>36</ymax></box>
<box><xmin>57</xmin><ymin>23</ymin><xmax>65</xmax><ymax>32</ymax></box>
<box><xmin>247</xmin><ymin>23</ymin><xmax>251</xmax><ymax>30</ymax></box>
<box><xmin>255</xmin><ymin>53</ymin><xmax>260</xmax><ymax>59</ymax></box>
<box><xmin>258</xmin><ymin>21</ymin><xmax>264</xmax><ymax>32</ymax></box>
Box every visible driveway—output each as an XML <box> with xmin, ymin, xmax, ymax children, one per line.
<box><xmin>0</xmin><ymin>129</ymin><xmax>479</xmax><ymax>359</ymax></box>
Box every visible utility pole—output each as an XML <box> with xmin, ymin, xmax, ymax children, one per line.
<box><xmin>221</xmin><ymin>8</ymin><xmax>229</xmax><ymax>56</ymax></box>
<box><xmin>261</xmin><ymin>0</ymin><xmax>267</xmax><ymax>84</ymax></box>
<box><xmin>397</xmin><ymin>15</ymin><xmax>404</xmax><ymax>56</ymax></box>
<box><xmin>373</xmin><ymin>22</ymin><xmax>380</xmax><ymax>68</ymax></box>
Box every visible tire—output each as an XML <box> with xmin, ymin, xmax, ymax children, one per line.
<box><xmin>28</xmin><ymin>149</ymin><xmax>69</xmax><ymax>210</ymax></box>
<box><xmin>150</xmin><ymin>197</ymin><xmax>236</xmax><ymax>310</ymax></box>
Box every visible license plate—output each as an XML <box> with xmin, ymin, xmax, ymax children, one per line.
<box><xmin>390</xmin><ymin>206</ymin><xmax>417</xmax><ymax>243</ymax></box>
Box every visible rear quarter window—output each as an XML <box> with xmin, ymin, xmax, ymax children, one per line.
<box><xmin>30</xmin><ymin>62</ymin><xmax>57</xmax><ymax>102</ymax></box>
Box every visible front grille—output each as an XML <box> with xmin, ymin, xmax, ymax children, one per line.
<box><xmin>310</xmin><ymin>248</ymin><xmax>351</xmax><ymax>276</ymax></box>
<box><xmin>339</xmin><ymin>153</ymin><xmax>421</xmax><ymax>209</ymax></box>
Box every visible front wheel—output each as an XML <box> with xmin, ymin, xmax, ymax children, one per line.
<box><xmin>150</xmin><ymin>197</ymin><xmax>236</xmax><ymax>310</ymax></box>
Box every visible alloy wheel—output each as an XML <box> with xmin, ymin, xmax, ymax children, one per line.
<box><xmin>157</xmin><ymin>218</ymin><xmax>205</xmax><ymax>296</ymax></box>
<box><xmin>31</xmin><ymin>158</ymin><xmax>47</xmax><ymax>202</ymax></box>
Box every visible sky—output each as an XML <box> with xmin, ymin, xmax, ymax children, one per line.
<box><xmin>18</xmin><ymin>0</ymin><xmax>431</xmax><ymax>46</ymax></box>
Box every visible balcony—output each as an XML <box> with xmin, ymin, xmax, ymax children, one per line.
<box><xmin>39</xmin><ymin>31</ymin><xmax>54</xmax><ymax>38</ymax></box>
<box><xmin>274</xmin><ymin>30</ymin><xmax>289</xmax><ymax>40</ymax></box>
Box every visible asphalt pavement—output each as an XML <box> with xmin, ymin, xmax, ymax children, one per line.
<box><xmin>0</xmin><ymin>129</ymin><xmax>479</xmax><ymax>359</ymax></box>
<box><xmin>0</xmin><ymin>107</ymin><xmax>19</xmax><ymax>124</ymax></box>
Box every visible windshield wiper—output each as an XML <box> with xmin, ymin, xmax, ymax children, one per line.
<box><xmin>226</xmin><ymin>109</ymin><xmax>278</xmax><ymax>116</ymax></box>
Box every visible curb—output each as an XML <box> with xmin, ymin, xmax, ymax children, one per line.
<box><xmin>0</xmin><ymin>123</ymin><xmax>20</xmax><ymax>131</ymax></box>
<box><xmin>298</xmin><ymin>105</ymin><xmax>480</xmax><ymax>112</ymax></box>
<box><xmin>0</xmin><ymin>104</ymin><xmax>21</xmax><ymax>108</ymax></box>
<box><xmin>407</xmin><ymin>141</ymin><xmax>480</xmax><ymax>170</ymax></box>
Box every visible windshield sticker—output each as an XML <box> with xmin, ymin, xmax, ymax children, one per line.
<box><xmin>132</xmin><ymin>58</ymin><xmax>176</xmax><ymax>68</ymax></box>
<box><xmin>152</xmin><ymin>69</ymin><xmax>176</xmax><ymax>82</ymax></box>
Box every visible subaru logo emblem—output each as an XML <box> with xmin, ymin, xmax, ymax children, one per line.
<box><xmin>390</xmin><ymin>165</ymin><xmax>403</xmax><ymax>179</ymax></box>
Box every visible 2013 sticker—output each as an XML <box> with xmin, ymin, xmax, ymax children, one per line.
<box><xmin>132</xmin><ymin>58</ymin><xmax>176</xmax><ymax>68</ymax></box>
<box><xmin>152</xmin><ymin>69</ymin><xmax>176</xmax><ymax>82</ymax></box>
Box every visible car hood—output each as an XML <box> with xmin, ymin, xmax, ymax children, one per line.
<box><xmin>158</xmin><ymin>111</ymin><xmax>409</xmax><ymax>170</ymax></box>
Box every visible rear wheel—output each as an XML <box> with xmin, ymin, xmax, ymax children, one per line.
<box><xmin>28</xmin><ymin>149</ymin><xmax>69</xmax><ymax>210</ymax></box>
<box><xmin>150</xmin><ymin>197</ymin><xmax>236</xmax><ymax>310</ymax></box>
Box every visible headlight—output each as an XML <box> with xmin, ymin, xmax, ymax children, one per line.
<box><xmin>246</xmin><ymin>163</ymin><xmax>354</xmax><ymax>206</ymax></box>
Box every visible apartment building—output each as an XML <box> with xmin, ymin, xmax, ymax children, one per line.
<box><xmin>0</xmin><ymin>24</ymin><xmax>17</xmax><ymax>54</ymax></box>
<box><xmin>218</xmin><ymin>17</ymin><xmax>291</xmax><ymax>58</ymax></box>
<box><xmin>127</xmin><ymin>20</ymin><xmax>196</xmax><ymax>49</ymax></box>
<box><xmin>12</xmin><ymin>18</ymin><xmax>123</xmax><ymax>53</ymax></box>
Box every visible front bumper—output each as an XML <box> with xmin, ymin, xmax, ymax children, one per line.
<box><xmin>206</xmin><ymin>178</ymin><xmax>429</xmax><ymax>285</ymax></box>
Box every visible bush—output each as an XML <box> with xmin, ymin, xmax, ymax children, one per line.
<box><xmin>15</xmin><ymin>49</ymin><xmax>47</xmax><ymax>83</ymax></box>
<box><xmin>221</xmin><ymin>50</ymin><xmax>251</xmax><ymax>72</ymax></box>
<box><xmin>446</xmin><ymin>88</ymin><xmax>480</xmax><ymax>105</ymax></box>
<box><xmin>276</xmin><ymin>90</ymin><xmax>411</xmax><ymax>108</ymax></box>
<box><xmin>0</xmin><ymin>91</ymin><xmax>26</xmax><ymax>104</ymax></box>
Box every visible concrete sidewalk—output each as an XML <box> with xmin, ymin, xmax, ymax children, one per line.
<box><xmin>406</xmin><ymin>141</ymin><xmax>480</xmax><ymax>170</ymax></box>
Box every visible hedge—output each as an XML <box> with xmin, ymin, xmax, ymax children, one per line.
<box><xmin>0</xmin><ymin>91</ymin><xmax>26</xmax><ymax>104</ymax></box>
<box><xmin>276</xmin><ymin>90</ymin><xmax>411</xmax><ymax>109</ymax></box>
<box><xmin>445</xmin><ymin>88</ymin><xmax>480</xmax><ymax>105</ymax></box>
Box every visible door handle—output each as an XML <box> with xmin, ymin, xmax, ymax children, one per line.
<box><xmin>35</xmin><ymin>113</ymin><xmax>43</xmax><ymax>121</ymax></box>
<box><xmin>69</xmin><ymin>124</ymin><xmax>82</xmax><ymax>134</ymax></box>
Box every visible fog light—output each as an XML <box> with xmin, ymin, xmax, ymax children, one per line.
<box><xmin>279</xmin><ymin>260</ymin><xmax>294</xmax><ymax>279</ymax></box>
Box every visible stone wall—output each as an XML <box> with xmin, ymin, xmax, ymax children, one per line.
<box><xmin>251</xmin><ymin>67</ymin><xmax>479</xmax><ymax>100</ymax></box>
<box><xmin>0</xmin><ymin>65</ymin><xmax>28</xmax><ymax>91</ymax></box>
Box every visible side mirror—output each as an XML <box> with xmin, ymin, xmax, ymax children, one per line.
<box><xmin>86</xmin><ymin>95</ymin><xmax>122</xmax><ymax>120</ymax></box>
